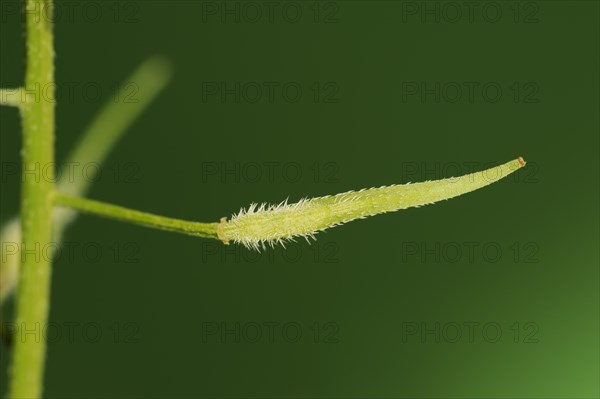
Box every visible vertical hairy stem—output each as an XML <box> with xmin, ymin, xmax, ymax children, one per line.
<box><xmin>10</xmin><ymin>1</ymin><xmax>55</xmax><ymax>398</ymax></box>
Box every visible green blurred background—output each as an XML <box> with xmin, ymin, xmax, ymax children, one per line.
<box><xmin>1</xmin><ymin>1</ymin><xmax>598</xmax><ymax>397</ymax></box>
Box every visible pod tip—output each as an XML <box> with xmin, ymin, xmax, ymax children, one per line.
<box><xmin>518</xmin><ymin>156</ymin><xmax>526</xmax><ymax>167</ymax></box>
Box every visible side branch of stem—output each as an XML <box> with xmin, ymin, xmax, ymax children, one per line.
<box><xmin>54</xmin><ymin>192</ymin><xmax>220</xmax><ymax>239</ymax></box>
<box><xmin>0</xmin><ymin>88</ymin><xmax>24</xmax><ymax>108</ymax></box>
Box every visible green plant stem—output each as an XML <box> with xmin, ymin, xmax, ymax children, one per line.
<box><xmin>58</xmin><ymin>56</ymin><xmax>172</xmax><ymax>197</ymax></box>
<box><xmin>10</xmin><ymin>1</ymin><xmax>55</xmax><ymax>398</ymax></box>
<box><xmin>53</xmin><ymin>56</ymin><xmax>172</xmax><ymax>238</ymax></box>
<box><xmin>54</xmin><ymin>192</ymin><xmax>220</xmax><ymax>239</ymax></box>
<box><xmin>1</xmin><ymin>57</ymin><xmax>172</xmax><ymax>307</ymax></box>
<box><xmin>0</xmin><ymin>88</ymin><xmax>24</xmax><ymax>108</ymax></box>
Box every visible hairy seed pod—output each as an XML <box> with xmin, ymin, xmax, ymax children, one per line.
<box><xmin>218</xmin><ymin>157</ymin><xmax>526</xmax><ymax>250</ymax></box>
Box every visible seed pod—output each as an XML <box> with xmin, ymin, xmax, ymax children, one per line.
<box><xmin>218</xmin><ymin>157</ymin><xmax>526</xmax><ymax>250</ymax></box>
